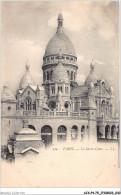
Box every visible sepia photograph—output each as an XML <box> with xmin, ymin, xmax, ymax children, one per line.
<box><xmin>1</xmin><ymin>0</ymin><xmax>120</xmax><ymax>191</ymax></box>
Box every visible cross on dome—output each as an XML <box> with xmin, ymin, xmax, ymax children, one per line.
<box><xmin>90</xmin><ymin>60</ymin><xmax>95</xmax><ymax>73</ymax></box>
<box><xmin>26</xmin><ymin>59</ymin><xmax>30</xmax><ymax>71</ymax></box>
<box><xmin>57</xmin><ymin>12</ymin><xmax>63</xmax><ymax>32</ymax></box>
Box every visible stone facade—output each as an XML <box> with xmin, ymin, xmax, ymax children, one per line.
<box><xmin>1</xmin><ymin>13</ymin><xmax>119</xmax><ymax>157</ymax></box>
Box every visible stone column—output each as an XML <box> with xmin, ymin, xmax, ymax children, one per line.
<box><xmin>88</xmin><ymin>119</ymin><xmax>97</xmax><ymax>144</ymax></box>
<box><xmin>68</xmin><ymin>111</ymin><xmax>70</xmax><ymax>117</ymax></box>
<box><xmin>67</xmin><ymin>126</ymin><xmax>71</xmax><ymax>144</ymax></box>
<box><xmin>63</xmin><ymin>83</ymin><xmax>65</xmax><ymax>95</ymax></box>
<box><xmin>55</xmin><ymin>83</ymin><xmax>57</xmax><ymax>95</ymax></box>
<box><xmin>78</xmin><ymin>128</ymin><xmax>81</xmax><ymax>142</ymax></box>
<box><xmin>116</xmin><ymin>126</ymin><xmax>119</xmax><ymax>139</ymax></box>
<box><xmin>84</xmin><ymin>126</ymin><xmax>89</xmax><ymax>142</ymax></box>
<box><xmin>54</xmin><ymin>109</ymin><xmax>56</xmax><ymax>116</ymax></box>
<box><xmin>45</xmin><ymin>72</ymin><xmax>47</xmax><ymax>82</ymax></box>
<box><xmin>52</xmin><ymin>129</ymin><xmax>57</xmax><ymax>145</ymax></box>
<box><xmin>72</xmin><ymin>101</ymin><xmax>75</xmax><ymax>111</ymax></box>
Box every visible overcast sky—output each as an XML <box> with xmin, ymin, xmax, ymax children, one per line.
<box><xmin>1</xmin><ymin>1</ymin><xmax>119</xmax><ymax>103</ymax></box>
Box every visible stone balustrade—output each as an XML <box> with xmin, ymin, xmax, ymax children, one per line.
<box><xmin>21</xmin><ymin>110</ymin><xmax>89</xmax><ymax>118</ymax></box>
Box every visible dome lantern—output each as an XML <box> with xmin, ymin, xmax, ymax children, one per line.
<box><xmin>57</xmin><ymin>12</ymin><xmax>63</xmax><ymax>32</ymax></box>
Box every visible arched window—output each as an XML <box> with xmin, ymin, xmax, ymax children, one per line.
<box><xmin>65</xmin><ymin>87</ymin><xmax>69</xmax><ymax>94</ymax></box>
<box><xmin>47</xmin><ymin>72</ymin><xmax>49</xmax><ymax>80</ymax></box>
<box><xmin>52</xmin><ymin>87</ymin><xmax>55</xmax><ymax>94</ymax></box>
<box><xmin>41</xmin><ymin>125</ymin><xmax>53</xmax><ymax>147</ymax></box>
<box><xmin>71</xmin><ymin>125</ymin><xmax>78</xmax><ymax>140</ymax></box>
<box><xmin>66</xmin><ymin>87</ymin><xmax>67</xmax><ymax>93</ymax></box>
<box><xmin>58</xmin><ymin>86</ymin><xmax>62</xmax><ymax>92</ymax></box>
<box><xmin>81</xmin><ymin>126</ymin><xmax>85</xmax><ymax>140</ymax></box>
<box><xmin>117</xmin><ymin>125</ymin><xmax>119</xmax><ymax>139</ymax></box>
<box><xmin>64</xmin><ymin>102</ymin><xmax>69</xmax><ymax>108</ymax></box>
<box><xmin>97</xmin><ymin>125</ymin><xmax>103</xmax><ymax>138</ymax></box>
<box><xmin>102</xmin><ymin>100</ymin><xmax>105</xmax><ymax>105</ymax></box>
<box><xmin>60</xmin><ymin>86</ymin><xmax>62</xmax><ymax>92</ymax></box>
<box><xmin>28</xmin><ymin>125</ymin><xmax>36</xmax><ymax>131</ymax></box>
<box><xmin>33</xmin><ymin>102</ymin><xmax>36</xmax><ymax>110</ymax></box>
<box><xmin>71</xmin><ymin>72</ymin><xmax>73</xmax><ymax>80</ymax></box>
<box><xmin>105</xmin><ymin>125</ymin><xmax>110</xmax><ymax>139</ymax></box>
<box><xmin>51</xmin><ymin>57</ymin><xmax>54</xmax><ymax>60</ymax></box>
<box><xmin>25</xmin><ymin>98</ymin><xmax>32</xmax><ymax>111</ymax></box>
<box><xmin>50</xmin><ymin>71</ymin><xmax>53</xmax><ymax>80</ymax></box>
<box><xmin>74</xmin><ymin>72</ymin><xmax>76</xmax><ymax>81</ymax></box>
<box><xmin>47</xmin><ymin>57</ymin><xmax>49</xmax><ymax>63</ymax></box>
<box><xmin>20</xmin><ymin>103</ymin><xmax>24</xmax><ymax>109</ymax></box>
<box><xmin>111</xmin><ymin>125</ymin><xmax>116</xmax><ymax>139</ymax></box>
<box><xmin>67</xmin><ymin>71</ymin><xmax>69</xmax><ymax>77</ymax></box>
<box><xmin>57</xmin><ymin>125</ymin><xmax>67</xmax><ymax>142</ymax></box>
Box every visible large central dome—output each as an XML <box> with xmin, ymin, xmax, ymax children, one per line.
<box><xmin>45</xmin><ymin>13</ymin><xmax>75</xmax><ymax>56</ymax></box>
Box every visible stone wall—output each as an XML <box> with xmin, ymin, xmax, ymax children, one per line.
<box><xmin>1</xmin><ymin>116</ymin><xmax>88</xmax><ymax>145</ymax></box>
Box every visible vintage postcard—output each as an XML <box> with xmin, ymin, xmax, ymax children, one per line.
<box><xmin>1</xmin><ymin>1</ymin><xmax>120</xmax><ymax>191</ymax></box>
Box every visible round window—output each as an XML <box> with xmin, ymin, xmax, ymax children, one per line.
<box><xmin>64</xmin><ymin>103</ymin><xmax>68</xmax><ymax>108</ymax></box>
<box><xmin>49</xmin><ymin>101</ymin><xmax>56</xmax><ymax>109</ymax></box>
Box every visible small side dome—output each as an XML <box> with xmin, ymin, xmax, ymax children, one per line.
<box><xmin>18</xmin><ymin>128</ymin><xmax>36</xmax><ymax>135</ymax></box>
<box><xmin>12</xmin><ymin>128</ymin><xmax>42</xmax><ymax>141</ymax></box>
<box><xmin>2</xmin><ymin>85</ymin><xmax>16</xmax><ymax>102</ymax></box>
<box><xmin>52</xmin><ymin>63</ymin><xmax>69</xmax><ymax>83</ymax></box>
<box><xmin>52</xmin><ymin>53</ymin><xmax>69</xmax><ymax>83</ymax></box>
<box><xmin>19</xmin><ymin>62</ymin><xmax>35</xmax><ymax>89</ymax></box>
<box><xmin>85</xmin><ymin>62</ymin><xmax>98</xmax><ymax>85</ymax></box>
